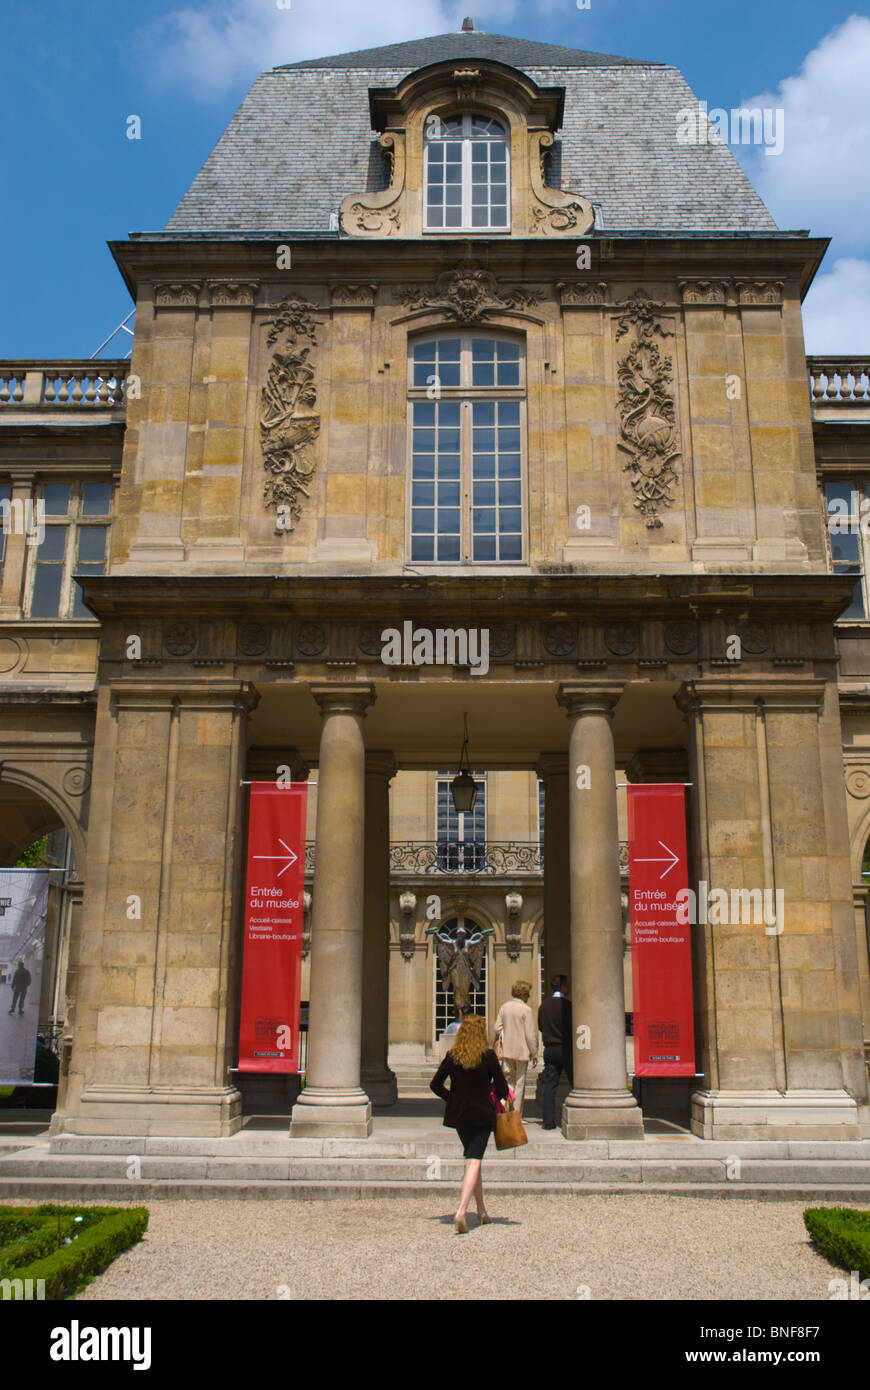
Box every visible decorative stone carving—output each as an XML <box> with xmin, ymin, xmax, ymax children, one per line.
<box><xmin>358</xmin><ymin>624</ymin><xmax>384</xmax><ymax>657</ymax></box>
<box><xmin>663</xmin><ymin>620</ymin><xmax>698</xmax><ymax>656</ymax></box>
<box><xmin>845</xmin><ymin>767</ymin><xmax>870</xmax><ymax>799</ymax></box>
<box><xmin>398</xmin><ymin>890</ymin><xmax>417</xmax><ymax>960</ymax></box>
<box><xmin>528</xmin><ymin>131</ymin><xmax>594</xmax><ymax>236</ymax></box>
<box><xmin>207</xmin><ymin>279</ymin><xmax>259</xmax><ymax>307</ymax></box>
<box><xmin>340</xmin><ymin>132</ymin><xmax>405</xmax><ymax>237</ymax></box>
<box><xmin>615</xmin><ymin>292</ymin><xmax>681</xmax><ymax>528</ymax></box>
<box><xmin>330</xmin><ymin>284</ymin><xmax>378</xmax><ymax>309</ymax></box>
<box><xmin>488</xmin><ymin>624</ymin><xmax>515</xmax><ymax>658</ymax></box>
<box><xmin>505</xmin><ymin>891</ymin><xmax>523</xmax><ymax>960</ymax></box>
<box><xmin>259</xmin><ymin>296</ymin><xmax>321</xmax><ymax>525</ymax></box>
<box><xmin>734</xmin><ymin>280</ymin><xmax>783</xmax><ymax>306</ymax></box>
<box><xmin>294</xmin><ymin>623</ymin><xmax>327</xmax><ymax>657</ymax></box>
<box><xmin>737</xmin><ymin>622</ymin><xmax>770</xmax><ymax>654</ymax></box>
<box><xmin>605</xmin><ymin>623</ymin><xmax>639</xmax><ymax>656</ymax></box>
<box><xmin>62</xmin><ymin>768</ymin><xmax>91</xmax><ymax>797</ymax></box>
<box><xmin>154</xmin><ymin>282</ymin><xmax>201</xmax><ymax>308</ymax></box>
<box><xmin>237</xmin><ymin>623</ymin><xmax>270</xmax><ymax>657</ymax></box>
<box><xmin>543</xmin><ymin>623</ymin><xmax>577</xmax><ymax>657</ymax></box>
<box><xmin>556</xmin><ymin>281</ymin><xmax>608</xmax><ymax>307</ymax></box>
<box><xmin>678</xmin><ymin>279</ymin><xmax>728</xmax><ymax>305</ymax></box>
<box><xmin>397</xmin><ymin>268</ymin><xmax>541</xmax><ymax>322</ymax></box>
<box><xmin>164</xmin><ymin>623</ymin><xmax>196</xmax><ymax>656</ymax></box>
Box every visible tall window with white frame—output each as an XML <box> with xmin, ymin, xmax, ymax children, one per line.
<box><xmin>424</xmin><ymin>113</ymin><xmax>510</xmax><ymax>231</ymax></box>
<box><xmin>27</xmin><ymin>481</ymin><xmax>112</xmax><ymax>619</ymax></box>
<box><xmin>409</xmin><ymin>334</ymin><xmax>525</xmax><ymax>564</ymax></box>
<box><xmin>824</xmin><ymin>480</ymin><xmax>867</xmax><ymax>619</ymax></box>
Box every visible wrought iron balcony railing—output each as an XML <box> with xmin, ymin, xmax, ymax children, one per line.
<box><xmin>305</xmin><ymin>840</ymin><xmax>630</xmax><ymax>876</ymax></box>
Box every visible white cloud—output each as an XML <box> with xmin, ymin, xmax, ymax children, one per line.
<box><xmin>738</xmin><ymin>14</ymin><xmax>870</xmax><ymax>253</ymax></box>
<box><xmin>136</xmin><ymin>0</ymin><xmax>519</xmax><ymax>101</ymax></box>
<box><xmin>802</xmin><ymin>258</ymin><xmax>870</xmax><ymax>355</ymax></box>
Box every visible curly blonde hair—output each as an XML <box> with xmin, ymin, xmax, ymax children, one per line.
<box><xmin>450</xmin><ymin>1013</ymin><xmax>490</xmax><ymax>1070</ymax></box>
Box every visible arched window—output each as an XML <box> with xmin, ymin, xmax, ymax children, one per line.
<box><xmin>424</xmin><ymin>114</ymin><xmax>509</xmax><ymax>231</ymax></box>
<box><xmin>408</xmin><ymin>333</ymin><xmax>525</xmax><ymax>563</ymax></box>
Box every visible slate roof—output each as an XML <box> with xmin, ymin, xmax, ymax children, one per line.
<box><xmin>277</xmin><ymin>32</ymin><xmax>655</xmax><ymax>70</ymax></box>
<box><xmin>165</xmin><ymin>31</ymin><xmax>778</xmax><ymax>235</ymax></box>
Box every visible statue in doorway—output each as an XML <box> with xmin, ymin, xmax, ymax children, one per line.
<box><xmin>435</xmin><ymin>923</ymin><xmax>487</xmax><ymax>1011</ymax></box>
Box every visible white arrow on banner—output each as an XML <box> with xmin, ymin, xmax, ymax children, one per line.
<box><xmin>635</xmin><ymin>840</ymin><xmax>679</xmax><ymax>880</ymax></box>
<box><xmin>253</xmin><ymin>838</ymin><xmax>299</xmax><ymax>878</ymax></box>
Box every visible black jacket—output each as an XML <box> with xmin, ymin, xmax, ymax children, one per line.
<box><xmin>430</xmin><ymin>1048</ymin><xmax>510</xmax><ymax>1130</ymax></box>
<box><xmin>538</xmin><ymin>994</ymin><xmax>572</xmax><ymax>1047</ymax></box>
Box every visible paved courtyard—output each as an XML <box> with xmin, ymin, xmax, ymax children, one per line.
<box><xmin>55</xmin><ymin>1193</ymin><xmax>859</xmax><ymax>1301</ymax></box>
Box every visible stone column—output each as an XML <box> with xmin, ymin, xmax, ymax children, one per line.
<box><xmin>557</xmin><ymin>684</ymin><xmax>644</xmax><ymax>1139</ymax></box>
<box><xmin>361</xmin><ymin>752</ymin><xmax>398</xmax><ymax>1106</ymax></box>
<box><xmin>52</xmin><ymin>680</ymin><xmax>257</xmax><ymax>1139</ymax></box>
<box><xmin>290</xmin><ymin>683</ymin><xmax>374</xmax><ymax>1137</ymax></box>
<box><xmin>536</xmin><ymin>755</ymin><xmax>570</xmax><ymax>983</ymax></box>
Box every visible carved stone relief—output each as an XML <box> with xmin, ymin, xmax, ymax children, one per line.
<box><xmin>340</xmin><ymin>132</ymin><xmax>405</xmax><ymax>237</ymax></box>
<box><xmin>528</xmin><ymin>132</ymin><xmax>595</xmax><ymax>236</ymax></box>
<box><xmin>396</xmin><ymin>268</ymin><xmax>540</xmax><ymax>322</ymax></box>
<box><xmin>259</xmin><ymin>296</ymin><xmax>321</xmax><ymax>524</ymax></box>
<box><xmin>614</xmin><ymin>292</ymin><xmax>681</xmax><ymax>529</ymax></box>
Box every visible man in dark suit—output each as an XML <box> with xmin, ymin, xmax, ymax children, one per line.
<box><xmin>537</xmin><ymin>974</ymin><xmax>573</xmax><ymax>1129</ymax></box>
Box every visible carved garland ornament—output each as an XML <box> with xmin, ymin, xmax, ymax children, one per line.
<box><xmin>615</xmin><ymin>292</ymin><xmax>681</xmax><ymax>529</ymax></box>
<box><xmin>259</xmin><ymin>296</ymin><xmax>321</xmax><ymax>524</ymax></box>
<box><xmin>397</xmin><ymin>268</ymin><xmax>540</xmax><ymax>322</ymax></box>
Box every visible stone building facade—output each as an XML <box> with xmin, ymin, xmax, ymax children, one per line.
<box><xmin>1</xmin><ymin>27</ymin><xmax>869</xmax><ymax>1141</ymax></box>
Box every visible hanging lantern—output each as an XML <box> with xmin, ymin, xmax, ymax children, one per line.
<box><xmin>450</xmin><ymin>713</ymin><xmax>477</xmax><ymax>814</ymax></box>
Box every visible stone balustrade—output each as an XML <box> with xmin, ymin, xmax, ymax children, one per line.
<box><xmin>808</xmin><ymin>357</ymin><xmax>870</xmax><ymax>406</ymax></box>
<box><xmin>0</xmin><ymin>361</ymin><xmax>128</xmax><ymax>408</ymax></box>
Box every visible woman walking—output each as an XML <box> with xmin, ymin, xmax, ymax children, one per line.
<box><xmin>429</xmin><ymin>1013</ymin><xmax>510</xmax><ymax>1233</ymax></box>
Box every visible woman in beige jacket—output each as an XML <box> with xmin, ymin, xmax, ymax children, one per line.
<box><xmin>493</xmin><ymin>982</ymin><xmax>538</xmax><ymax>1117</ymax></box>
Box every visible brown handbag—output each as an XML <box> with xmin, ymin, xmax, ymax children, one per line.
<box><xmin>495</xmin><ymin>1101</ymin><xmax>528</xmax><ymax>1150</ymax></box>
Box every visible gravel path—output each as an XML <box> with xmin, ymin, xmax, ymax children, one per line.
<box><xmin>46</xmin><ymin>1194</ymin><xmax>862</xmax><ymax>1301</ymax></box>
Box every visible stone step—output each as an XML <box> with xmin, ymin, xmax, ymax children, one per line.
<box><xmin>3</xmin><ymin>1148</ymin><xmax>870</xmax><ymax>1187</ymax></box>
<box><xmin>2</xmin><ymin>1175</ymin><xmax>870</xmax><ymax>1203</ymax></box>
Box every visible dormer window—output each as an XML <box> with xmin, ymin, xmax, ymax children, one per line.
<box><xmin>424</xmin><ymin>114</ymin><xmax>509</xmax><ymax>231</ymax></box>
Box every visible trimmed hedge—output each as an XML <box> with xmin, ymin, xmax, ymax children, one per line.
<box><xmin>804</xmin><ymin>1207</ymin><xmax>870</xmax><ymax>1282</ymax></box>
<box><xmin>0</xmin><ymin>1204</ymin><xmax>148</xmax><ymax>1300</ymax></box>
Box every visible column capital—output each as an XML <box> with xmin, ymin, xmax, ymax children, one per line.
<box><xmin>309</xmin><ymin>681</ymin><xmax>376</xmax><ymax>716</ymax></box>
<box><xmin>536</xmin><ymin>752</ymin><xmax>568</xmax><ymax>780</ymax></box>
<box><xmin>557</xmin><ymin>682</ymin><xmax>624</xmax><ymax>718</ymax></box>
<box><xmin>365</xmin><ymin>750</ymin><xmax>398</xmax><ymax>781</ymax></box>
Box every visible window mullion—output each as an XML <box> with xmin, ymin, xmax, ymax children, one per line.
<box><xmin>462</xmin><ymin>139</ymin><xmax>472</xmax><ymax>230</ymax></box>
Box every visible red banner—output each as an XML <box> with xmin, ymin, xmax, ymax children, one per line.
<box><xmin>627</xmin><ymin>783</ymin><xmax>695</xmax><ymax>1077</ymax></box>
<box><xmin>238</xmin><ymin>783</ymin><xmax>307</xmax><ymax>1073</ymax></box>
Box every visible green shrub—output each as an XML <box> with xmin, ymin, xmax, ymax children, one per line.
<box><xmin>0</xmin><ymin>1204</ymin><xmax>149</xmax><ymax>1300</ymax></box>
<box><xmin>804</xmin><ymin>1207</ymin><xmax>870</xmax><ymax>1281</ymax></box>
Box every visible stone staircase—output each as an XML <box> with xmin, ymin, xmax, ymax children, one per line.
<box><xmin>2</xmin><ymin>1128</ymin><xmax>870</xmax><ymax>1203</ymax></box>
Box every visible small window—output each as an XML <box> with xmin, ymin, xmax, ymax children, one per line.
<box><xmin>26</xmin><ymin>480</ymin><xmax>112</xmax><ymax>620</ymax></box>
<box><xmin>424</xmin><ymin>113</ymin><xmax>510</xmax><ymax>232</ymax></box>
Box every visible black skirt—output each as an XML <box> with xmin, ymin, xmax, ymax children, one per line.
<box><xmin>456</xmin><ymin>1124</ymin><xmax>492</xmax><ymax>1160</ymax></box>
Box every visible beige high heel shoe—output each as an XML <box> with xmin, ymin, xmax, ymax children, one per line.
<box><xmin>478</xmin><ymin>1212</ymin><xmax>491</xmax><ymax>1225</ymax></box>
<box><xmin>454</xmin><ymin>1214</ymin><xmax>469</xmax><ymax>1234</ymax></box>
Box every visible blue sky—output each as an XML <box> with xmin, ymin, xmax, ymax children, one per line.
<box><xmin>2</xmin><ymin>0</ymin><xmax>869</xmax><ymax>358</ymax></box>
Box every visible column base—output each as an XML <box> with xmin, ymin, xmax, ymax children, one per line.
<box><xmin>49</xmin><ymin>1085</ymin><xmax>243</xmax><ymax>1138</ymax></box>
<box><xmin>561</xmin><ymin>1088</ymin><xmax>645</xmax><ymax>1140</ymax></box>
<box><xmin>289</xmin><ymin>1086</ymin><xmax>373</xmax><ymax>1138</ymax></box>
<box><xmin>691</xmin><ymin>1089</ymin><xmax>866</xmax><ymax>1141</ymax></box>
<box><xmin>361</xmin><ymin>1068</ymin><xmax>398</xmax><ymax>1107</ymax></box>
